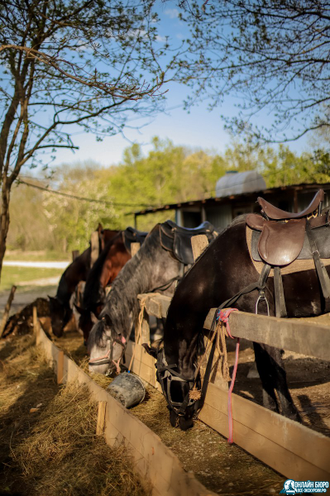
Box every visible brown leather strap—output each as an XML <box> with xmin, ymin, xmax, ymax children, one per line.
<box><xmin>306</xmin><ymin>219</ymin><xmax>330</xmax><ymax>312</ymax></box>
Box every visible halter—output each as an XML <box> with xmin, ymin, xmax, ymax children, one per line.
<box><xmin>89</xmin><ymin>331</ymin><xmax>126</xmax><ymax>374</ymax></box>
<box><xmin>156</xmin><ymin>347</ymin><xmax>198</xmax><ymax>416</ymax></box>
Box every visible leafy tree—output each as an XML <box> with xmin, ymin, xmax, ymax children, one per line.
<box><xmin>0</xmin><ymin>0</ymin><xmax>186</xmax><ymax>276</ymax></box>
<box><xmin>8</xmin><ymin>182</ymin><xmax>55</xmax><ymax>251</ymax></box>
<box><xmin>176</xmin><ymin>1</ymin><xmax>330</xmax><ymax>144</ymax></box>
<box><xmin>42</xmin><ymin>163</ymin><xmax>115</xmax><ymax>252</ymax></box>
<box><xmin>102</xmin><ymin>137</ymin><xmax>228</xmax><ymax>230</ymax></box>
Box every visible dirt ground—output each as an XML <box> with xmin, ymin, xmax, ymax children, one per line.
<box><xmin>1</xmin><ymin>282</ymin><xmax>329</xmax><ymax>495</ymax></box>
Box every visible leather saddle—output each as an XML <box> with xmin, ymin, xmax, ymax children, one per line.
<box><xmin>246</xmin><ymin>189</ymin><xmax>328</xmax><ymax>266</ymax></box>
<box><xmin>124</xmin><ymin>227</ymin><xmax>148</xmax><ymax>253</ymax></box>
<box><xmin>160</xmin><ymin>219</ymin><xmax>216</xmax><ymax>265</ymax></box>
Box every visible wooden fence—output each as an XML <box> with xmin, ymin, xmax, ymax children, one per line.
<box><xmin>126</xmin><ymin>234</ymin><xmax>330</xmax><ymax>481</ymax></box>
<box><xmin>32</xmin><ymin>308</ymin><xmax>216</xmax><ymax>496</ymax></box>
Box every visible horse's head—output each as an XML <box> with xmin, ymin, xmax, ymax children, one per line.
<box><xmin>48</xmin><ymin>296</ymin><xmax>71</xmax><ymax>337</ymax></box>
<box><xmin>143</xmin><ymin>340</ymin><xmax>202</xmax><ymax>431</ymax></box>
<box><xmin>87</xmin><ymin>314</ymin><xmax>127</xmax><ymax>376</ymax></box>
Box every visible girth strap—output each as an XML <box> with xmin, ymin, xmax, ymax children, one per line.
<box><xmin>274</xmin><ymin>266</ymin><xmax>287</xmax><ymax>318</ymax></box>
<box><xmin>306</xmin><ymin>220</ymin><xmax>330</xmax><ymax>313</ymax></box>
<box><xmin>218</xmin><ymin>263</ymin><xmax>271</xmax><ymax>311</ymax></box>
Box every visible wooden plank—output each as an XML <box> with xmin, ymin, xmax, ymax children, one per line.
<box><xmin>140</xmin><ymin>293</ymin><xmax>171</xmax><ymax>319</ymax></box>
<box><xmin>36</xmin><ymin>319</ymin><xmax>216</xmax><ymax>496</ymax></box>
<box><xmin>37</xmin><ymin>313</ymin><xmax>330</xmax><ymax>485</ymax></box>
<box><xmin>139</xmin><ymin>293</ymin><xmax>330</xmax><ymax>361</ymax></box>
<box><xmin>96</xmin><ymin>401</ymin><xmax>107</xmax><ymax>435</ymax></box>
<box><xmin>130</xmin><ymin>242</ymin><xmax>140</xmax><ymax>257</ymax></box>
<box><xmin>57</xmin><ymin>350</ymin><xmax>65</xmax><ymax>384</ymax></box>
<box><xmin>191</xmin><ymin>234</ymin><xmax>209</xmax><ymax>261</ymax></box>
<box><xmin>90</xmin><ymin>231</ymin><xmax>99</xmax><ymax>267</ymax></box>
<box><xmin>204</xmin><ymin>310</ymin><xmax>330</xmax><ymax>361</ymax></box>
<box><xmin>200</xmin><ymin>383</ymin><xmax>330</xmax><ymax>480</ymax></box>
<box><xmin>0</xmin><ymin>285</ymin><xmax>16</xmax><ymax>338</ymax></box>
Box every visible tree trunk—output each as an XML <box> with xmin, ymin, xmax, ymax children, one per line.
<box><xmin>0</xmin><ymin>181</ymin><xmax>11</xmax><ymax>280</ymax></box>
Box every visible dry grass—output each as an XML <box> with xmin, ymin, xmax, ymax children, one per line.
<box><xmin>0</xmin><ymin>334</ymin><xmax>150</xmax><ymax>496</ymax></box>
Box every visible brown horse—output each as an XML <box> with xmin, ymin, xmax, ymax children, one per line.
<box><xmin>49</xmin><ymin>227</ymin><xmax>119</xmax><ymax>337</ymax></box>
<box><xmin>77</xmin><ymin>228</ymin><xmax>148</xmax><ymax>343</ymax></box>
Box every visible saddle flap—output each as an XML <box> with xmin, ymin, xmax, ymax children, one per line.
<box><xmin>173</xmin><ymin>233</ymin><xmax>195</xmax><ymax>265</ymax></box>
<box><xmin>160</xmin><ymin>220</ymin><xmax>214</xmax><ymax>265</ymax></box>
<box><xmin>258</xmin><ymin>219</ymin><xmax>306</xmax><ymax>266</ymax></box>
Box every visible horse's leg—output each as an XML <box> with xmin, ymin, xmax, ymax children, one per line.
<box><xmin>253</xmin><ymin>343</ymin><xmax>301</xmax><ymax>421</ymax></box>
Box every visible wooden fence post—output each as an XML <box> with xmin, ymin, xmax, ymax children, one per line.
<box><xmin>0</xmin><ymin>285</ymin><xmax>16</xmax><ymax>338</ymax></box>
<box><xmin>96</xmin><ymin>401</ymin><xmax>107</xmax><ymax>435</ymax></box>
<box><xmin>57</xmin><ymin>350</ymin><xmax>64</xmax><ymax>385</ymax></box>
<box><xmin>191</xmin><ymin>235</ymin><xmax>209</xmax><ymax>261</ymax></box>
<box><xmin>33</xmin><ymin>306</ymin><xmax>42</xmax><ymax>345</ymax></box>
<box><xmin>90</xmin><ymin>231</ymin><xmax>100</xmax><ymax>267</ymax></box>
<box><xmin>130</xmin><ymin>242</ymin><xmax>140</xmax><ymax>257</ymax></box>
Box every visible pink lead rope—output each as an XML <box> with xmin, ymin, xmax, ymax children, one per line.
<box><xmin>216</xmin><ymin>308</ymin><xmax>239</xmax><ymax>444</ymax></box>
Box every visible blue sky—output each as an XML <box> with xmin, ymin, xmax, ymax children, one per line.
<box><xmin>52</xmin><ymin>3</ymin><xmax>312</xmax><ymax>169</ymax></box>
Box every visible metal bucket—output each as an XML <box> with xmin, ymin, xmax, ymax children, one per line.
<box><xmin>107</xmin><ymin>372</ymin><xmax>146</xmax><ymax>408</ymax></box>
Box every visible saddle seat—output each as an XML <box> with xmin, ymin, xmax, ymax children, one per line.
<box><xmin>160</xmin><ymin>220</ymin><xmax>215</xmax><ymax>265</ymax></box>
<box><xmin>247</xmin><ymin>189</ymin><xmax>326</xmax><ymax>266</ymax></box>
<box><xmin>258</xmin><ymin>189</ymin><xmax>324</xmax><ymax>220</ymax></box>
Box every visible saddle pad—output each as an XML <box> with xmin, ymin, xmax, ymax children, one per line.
<box><xmin>246</xmin><ymin>226</ymin><xmax>330</xmax><ymax>276</ymax></box>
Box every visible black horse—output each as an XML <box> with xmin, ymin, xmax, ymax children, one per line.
<box><xmin>87</xmin><ymin>220</ymin><xmax>217</xmax><ymax>375</ymax></box>
<box><xmin>144</xmin><ymin>198</ymin><xmax>330</xmax><ymax>430</ymax></box>
<box><xmin>49</xmin><ymin>228</ymin><xmax>119</xmax><ymax>337</ymax></box>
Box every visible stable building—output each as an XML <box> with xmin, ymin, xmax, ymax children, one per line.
<box><xmin>133</xmin><ymin>171</ymin><xmax>330</xmax><ymax>230</ymax></box>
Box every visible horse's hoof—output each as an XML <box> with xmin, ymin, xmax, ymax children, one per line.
<box><xmin>179</xmin><ymin>417</ymin><xmax>194</xmax><ymax>431</ymax></box>
<box><xmin>169</xmin><ymin>410</ymin><xmax>178</xmax><ymax>427</ymax></box>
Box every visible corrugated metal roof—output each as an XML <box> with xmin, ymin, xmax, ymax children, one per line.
<box><xmin>216</xmin><ymin>171</ymin><xmax>266</xmax><ymax>197</ymax></box>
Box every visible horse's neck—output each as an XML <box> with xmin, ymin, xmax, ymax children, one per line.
<box><xmin>83</xmin><ymin>242</ymin><xmax>113</xmax><ymax>308</ymax></box>
<box><xmin>105</xmin><ymin>236</ymin><xmax>178</xmax><ymax>335</ymax></box>
<box><xmin>57</xmin><ymin>248</ymin><xmax>91</xmax><ymax>304</ymax></box>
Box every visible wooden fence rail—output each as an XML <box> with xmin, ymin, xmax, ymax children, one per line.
<box><xmin>33</xmin><ymin>310</ymin><xmax>216</xmax><ymax>496</ymax></box>
<box><xmin>129</xmin><ymin>293</ymin><xmax>330</xmax><ymax>481</ymax></box>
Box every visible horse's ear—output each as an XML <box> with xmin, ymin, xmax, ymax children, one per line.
<box><xmin>142</xmin><ymin>343</ymin><xmax>158</xmax><ymax>358</ymax></box>
<box><xmin>48</xmin><ymin>295</ymin><xmax>55</xmax><ymax>302</ymax></box>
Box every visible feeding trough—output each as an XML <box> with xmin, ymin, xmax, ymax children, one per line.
<box><xmin>107</xmin><ymin>372</ymin><xmax>146</xmax><ymax>408</ymax></box>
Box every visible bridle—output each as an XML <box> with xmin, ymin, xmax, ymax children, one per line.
<box><xmin>156</xmin><ymin>347</ymin><xmax>198</xmax><ymax>415</ymax></box>
<box><xmin>88</xmin><ymin>327</ymin><xmax>126</xmax><ymax>374</ymax></box>
<box><xmin>155</xmin><ymin>341</ymin><xmax>219</xmax><ymax>422</ymax></box>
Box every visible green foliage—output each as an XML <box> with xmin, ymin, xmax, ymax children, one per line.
<box><xmin>8</xmin><ymin>183</ymin><xmax>55</xmax><ymax>251</ymax></box>
<box><xmin>7</xmin><ymin>140</ymin><xmax>330</xmax><ymax>251</ymax></box>
<box><xmin>42</xmin><ymin>163</ymin><xmax>117</xmax><ymax>252</ymax></box>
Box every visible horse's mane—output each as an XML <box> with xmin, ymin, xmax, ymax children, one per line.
<box><xmin>100</xmin><ymin>224</ymin><xmax>174</xmax><ymax>336</ymax></box>
<box><xmin>82</xmin><ymin>232</ymin><xmax>123</xmax><ymax>310</ymax></box>
<box><xmin>88</xmin><ymin>319</ymin><xmax>107</xmax><ymax>350</ymax></box>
